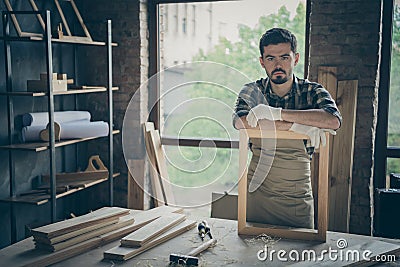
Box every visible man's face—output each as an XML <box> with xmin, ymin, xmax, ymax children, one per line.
<box><xmin>259</xmin><ymin>42</ymin><xmax>299</xmax><ymax>85</ymax></box>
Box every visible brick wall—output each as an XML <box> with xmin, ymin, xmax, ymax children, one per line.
<box><xmin>308</xmin><ymin>0</ymin><xmax>382</xmax><ymax>235</ymax></box>
<box><xmin>80</xmin><ymin>0</ymin><xmax>149</xmax><ymax>207</ymax></box>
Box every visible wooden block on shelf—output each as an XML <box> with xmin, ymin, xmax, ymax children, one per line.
<box><xmin>27</xmin><ymin>79</ymin><xmax>68</xmax><ymax>92</ymax></box>
<box><xmin>121</xmin><ymin>213</ymin><xmax>186</xmax><ymax>247</ymax></box>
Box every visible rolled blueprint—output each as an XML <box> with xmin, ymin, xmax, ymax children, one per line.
<box><xmin>22</xmin><ymin>111</ymin><xmax>91</xmax><ymax>127</ymax></box>
<box><xmin>21</xmin><ymin>120</ymin><xmax>109</xmax><ymax>142</ymax></box>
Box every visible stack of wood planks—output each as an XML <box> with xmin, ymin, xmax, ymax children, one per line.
<box><xmin>31</xmin><ymin>207</ymin><xmax>132</xmax><ymax>252</ymax></box>
<box><xmin>104</xmin><ymin>210</ymin><xmax>196</xmax><ymax>261</ymax></box>
<box><xmin>10</xmin><ymin>205</ymin><xmax>190</xmax><ymax>267</ymax></box>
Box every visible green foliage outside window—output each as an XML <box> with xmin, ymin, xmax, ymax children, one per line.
<box><xmin>165</xmin><ymin>3</ymin><xmax>307</xmax><ymax>187</ymax></box>
<box><xmin>388</xmin><ymin>4</ymin><xmax>400</xmax><ymax>175</ymax></box>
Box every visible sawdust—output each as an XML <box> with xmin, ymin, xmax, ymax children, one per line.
<box><xmin>244</xmin><ymin>233</ymin><xmax>280</xmax><ymax>247</ymax></box>
<box><xmin>223</xmin><ymin>257</ymin><xmax>239</xmax><ymax>265</ymax></box>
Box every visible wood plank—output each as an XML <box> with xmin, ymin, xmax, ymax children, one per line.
<box><xmin>104</xmin><ymin>220</ymin><xmax>196</xmax><ymax>261</ymax></box>
<box><xmin>149</xmin><ymin>129</ymin><xmax>176</xmax><ymax>205</ymax></box>
<box><xmin>144</xmin><ymin>123</ymin><xmax>165</xmax><ymax>207</ymax></box>
<box><xmin>35</xmin><ymin>214</ymin><xmax>135</xmax><ymax>252</ymax></box>
<box><xmin>328</xmin><ymin>80</ymin><xmax>358</xmax><ymax>232</ymax></box>
<box><xmin>31</xmin><ymin>207</ymin><xmax>129</xmax><ymax>239</ymax></box>
<box><xmin>316</xmin><ymin>66</ymin><xmax>338</xmax><ymax>228</ymax></box>
<box><xmin>33</xmin><ymin>218</ymin><xmax>119</xmax><ymax>245</ymax></box>
<box><xmin>127</xmin><ymin>159</ymin><xmax>145</xmax><ymax>209</ymax></box>
<box><xmin>238</xmin><ymin>129</ymin><xmax>249</xmax><ymax>232</ymax></box>
<box><xmin>318</xmin><ymin>66</ymin><xmax>338</xmax><ymax>100</ymax></box>
<box><xmin>317</xmin><ymin>134</ymin><xmax>329</xmax><ymax>242</ymax></box>
<box><xmin>0</xmin><ymin>206</ymin><xmax>184</xmax><ymax>267</ymax></box>
<box><xmin>121</xmin><ymin>213</ymin><xmax>186</xmax><ymax>247</ymax></box>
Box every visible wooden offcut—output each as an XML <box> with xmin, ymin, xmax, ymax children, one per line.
<box><xmin>104</xmin><ymin>219</ymin><xmax>196</xmax><ymax>261</ymax></box>
<box><xmin>127</xmin><ymin>159</ymin><xmax>145</xmax><ymax>209</ymax></box>
<box><xmin>143</xmin><ymin>122</ymin><xmax>165</xmax><ymax>207</ymax></box>
<box><xmin>328</xmin><ymin>80</ymin><xmax>358</xmax><ymax>232</ymax></box>
<box><xmin>149</xmin><ymin>128</ymin><xmax>176</xmax><ymax>205</ymax></box>
<box><xmin>31</xmin><ymin>207</ymin><xmax>129</xmax><ymax>239</ymax></box>
<box><xmin>317</xmin><ymin>66</ymin><xmax>358</xmax><ymax>233</ymax></box>
<box><xmin>121</xmin><ymin>213</ymin><xmax>186</xmax><ymax>247</ymax></box>
<box><xmin>237</xmin><ymin>129</ymin><xmax>329</xmax><ymax>242</ymax></box>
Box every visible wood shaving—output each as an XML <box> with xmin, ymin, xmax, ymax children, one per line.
<box><xmin>244</xmin><ymin>233</ymin><xmax>280</xmax><ymax>246</ymax></box>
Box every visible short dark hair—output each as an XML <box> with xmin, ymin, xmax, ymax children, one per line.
<box><xmin>259</xmin><ymin>28</ymin><xmax>297</xmax><ymax>56</ymax></box>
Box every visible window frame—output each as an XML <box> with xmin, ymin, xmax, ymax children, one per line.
<box><xmin>374</xmin><ymin>0</ymin><xmax>399</xmax><ymax>189</ymax></box>
<box><xmin>148</xmin><ymin>0</ymin><xmax>311</xmax><ymax>147</ymax></box>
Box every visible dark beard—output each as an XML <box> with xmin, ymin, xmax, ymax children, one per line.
<box><xmin>270</xmin><ymin>75</ymin><xmax>288</xmax><ymax>84</ymax></box>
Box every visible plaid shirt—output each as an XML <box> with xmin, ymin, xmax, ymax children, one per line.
<box><xmin>233</xmin><ymin>76</ymin><xmax>342</xmax><ymax>127</ymax></box>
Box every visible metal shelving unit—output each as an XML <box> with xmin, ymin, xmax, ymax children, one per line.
<box><xmin>1</xmin><ymin>10</ymin><xmax>116</xmax><ymax>243</ymax></box>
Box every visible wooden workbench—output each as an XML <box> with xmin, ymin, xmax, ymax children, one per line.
<box><xmin>1</xmin><ymin>217</ymin><xmax>399</xmax><ymax>266</ymax></box>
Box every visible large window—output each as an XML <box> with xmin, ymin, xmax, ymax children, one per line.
<box><xmin>149</xmin><ymin>0</ymin><xmax>308</xmax><ymax>209</ymax></box>
<box><xmin>375</xmin><ymin>0</ymin><xmax>400</xmax><ymax>188</ymax></box>
<box><xmin>387</xmin><ymin>1</ymin><xmax>400</xmax><ymax>180</ymax></box>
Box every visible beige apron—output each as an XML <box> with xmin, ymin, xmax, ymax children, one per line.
<box><xmin>246</xmin><ymin>138</ymin><xmax>314</xmax><ymax>229</ymax></box>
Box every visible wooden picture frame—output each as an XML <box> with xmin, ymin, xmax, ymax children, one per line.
<box><xmin>3</xmin><ymin>0</ymin><xmax>45</xmax><ymax>37</ymax></box>
<box><xmin>237</xmin><ymin>129</ymin><xmax>328</xmax><ymax>242</ymax></box>
<box><xmin>54</xmin><ymin>0</ymin><xmax>92</xmax><ymax>42</ymax></box>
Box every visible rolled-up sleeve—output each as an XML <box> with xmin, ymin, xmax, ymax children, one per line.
<box><xmin>232</xmin><ymin>83</ymin><xmax>259</xmax><ymax>129</ymax></box>
<box><xmin>312</xmin><ymin>85</ymin><xmax>343</xmax><ymax>127</ymax></box>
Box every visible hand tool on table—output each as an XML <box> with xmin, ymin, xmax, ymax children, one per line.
<box><xmin>169</xmin><ymin>238</ymin><xmax>217</xmax><ymax>266</ymax></box>
<box><xmin>202</xmin><ymin>220</ymin><xmax>213</xmax><ymax>239</ymax></box>
<box><xmin>197</xmin><ymin>221</ymin><xmax>206</xmax><ymax>241</ymax></box>
<box><xmin>197</xmin><ymin>220</ymin><xmax>212</xmax><ymax>241</ymax></box>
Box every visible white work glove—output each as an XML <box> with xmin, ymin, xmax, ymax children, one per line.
<box><xmin>246</xmin><ymin>104</ymin><xmax>282</xmax><ymax>127</ymax></box>
<box><xmin>289</xmin><ymin>123</ymin><xmax>336</xmax><ymax>149</ymax></box>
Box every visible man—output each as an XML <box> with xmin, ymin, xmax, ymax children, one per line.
<box><xmin>233</xmin><ymin>28</ymin><xmax>341</xmax><ymax>228</ymax></box>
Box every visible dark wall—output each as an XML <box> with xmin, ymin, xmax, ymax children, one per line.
<box><xmin>0</xmin><ymin>1</ymin><xmax>112</xmax><ymax>248</ymax></box>
<box><xmin>308</xmin><ymin>0</ymin><xmax>382</xmax><ymax>235</ymax></box>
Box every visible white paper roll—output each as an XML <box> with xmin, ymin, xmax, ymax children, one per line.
<box><xmin>60</xmin><ymin>121</ymin><xmax>109</xmax><ymax>139</ymax></box>
<box><xmin>21</xmin><ymin>121</ymin><xmax>109</xmax><ymax>142</ymax></box>
<box><xmin>22</xmin><ymin>111</ymin><xmax>91</xmax><ymax>127</ymax></box>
